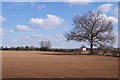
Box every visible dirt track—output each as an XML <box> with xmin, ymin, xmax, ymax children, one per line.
<box><xmin>2</xmin><ymin>51</ymin><xmax>118</xmax><ymax>78</ymax></box>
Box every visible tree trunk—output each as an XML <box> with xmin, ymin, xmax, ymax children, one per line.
<box><xmin>90</xmin><ymin>29</ymin><xmax>94</xmax><ymax>55</ymax></box>
<box><xmin>90</xmin><ymin>42</ymin><xmax>93</xmax><ymax>54</ymax></box>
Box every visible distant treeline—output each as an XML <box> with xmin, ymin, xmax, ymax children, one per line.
<box><xmin>0</xmin><ymin>46</ymin><xmax>80</xmax><ymax>52</ymax></box>
<box><xmin>0</xmin><ymin>46</ymin><xmax>120</xmax><ymax>52</ymax></box>
<box><xmin>1</xmin><ymin>46</ymin><xmax>41</xmax><ymax>51</ymax></box>
<box><xmin>1</xmin><ymin>46</ymin><xmax>120</xmax><ymax>57</ymax></box>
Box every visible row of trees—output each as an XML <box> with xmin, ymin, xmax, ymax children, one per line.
<box><xmin>1</xmin><ymin>45</ymin><xmax>119</xmax><ymax>55</ymax></box>
<box><xmin>0</xmin><ymin>45</ymin><xmax>80</xmax><ymax>52</ymax></box>
<box><xmin>0</xmin><ymin>41</ymin><xmax>51</xmax><ymax>51</ymax></box>
<box><xmin>0</xmin><ymin>46</ymin><xmax>40</xmax><ymax>51</ymax></box>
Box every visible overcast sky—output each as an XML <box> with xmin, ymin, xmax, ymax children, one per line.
<box><xmin>1</xmin><ymin>2</ymin><xmax>119</xmax><ymax>48</ymax></box>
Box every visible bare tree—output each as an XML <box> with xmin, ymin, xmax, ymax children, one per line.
<box><xmin>65</xmin><ymin>11</ymin><xmax>115</xmax><ymax>54</ymax></box>
<box><xmin>40</xmin><ymin>40</ymin><xmax>51</xmax><ymax>50</ymax></box>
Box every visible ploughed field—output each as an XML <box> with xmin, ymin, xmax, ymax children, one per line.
<box><xmin>2</xmin><ymin>51</ymin><xmax>118</xmax><ymax>78</ymax></box>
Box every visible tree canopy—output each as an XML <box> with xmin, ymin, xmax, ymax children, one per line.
<box><xmin>65</xmin><ymin>11</ymin><xmax>115</xmax><ymax>54</ymax></box>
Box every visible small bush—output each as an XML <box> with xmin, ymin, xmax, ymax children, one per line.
<box><xmin>112</xmin><ymin>53</ymin><xmax>120</xmax><ymax>57</ymax></box>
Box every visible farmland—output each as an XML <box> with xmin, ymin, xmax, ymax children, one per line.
<box><xmin>2</xmin><ymin>51</ymin><xmax>119</xmax><ymax>78</ymax></box>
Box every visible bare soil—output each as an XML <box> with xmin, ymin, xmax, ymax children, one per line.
<box><xmin>2</xmin><ymin>51</ymin><xmax>119</xmax><ymax>78</ymax></box>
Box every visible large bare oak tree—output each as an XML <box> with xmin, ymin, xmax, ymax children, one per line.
<box><xmin>65</xmin><ymin>11</ymin><xmax>115</xmax><ymax>54</ymax></box>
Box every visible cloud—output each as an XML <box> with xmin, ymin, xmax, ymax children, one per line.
<box><xmin>0</xmin><ymin>28</ymin><xmax>14</xmax><ymax>36</ymax></box>
<box><xmin>54</xmin><ymin>34</ymin><xmax>65</xmax><ymax>42</ymax></box>
<box><xmin>0</xmin><ymin>28</ymin><xmax>3</xmax><ymax>36</ymax></box>
<box><xmin>0</xmin><ymin>28</ymin><xmax>5</xmax><ymax>36</ymax></box>
<box><xmin>10</xmin><ymin>29</ymin><xmax>14</xmax><ymax>33</ymax></box>
<box><xmin>0</xmin><ymin>16</ymin><xmax>6</xmax><ymax>22</ymax></box>
<box><xmin>14</xmin><ymin>25</ymin><xmax>32</xmax><ymax>32</ymax></box>
<box><xmin>54</xmin><ymin>34</ymin><xmax>64</xmax><ymax>40</ymax></box>
<box><xmin>29</xmin><ymin>14</ymin><xmax>64</xmax><ymax>29</ymax></box>
<box><xmin>11</xmin><ymin>39</ymin><xmax>17</xmax><ymax>43</ymax></box>
<box><xmin>113</xmin><ymin>6</ymin><xmax>118</xmax><ymax>17</ymax></box>
<box><xmin>101</xmin><ymin>14</ymin><xmax>118</xmax><ymax>24</ymax></box>
<box><xmin>21</xmin><ymin>37</ymin><xmax>32</xmax><ymax>42</ymax></box>
<box><xmin>107</xmin><ymin>16</ymin><xmax>118</xmax><ymax>24</ymax></box>
<box><xmin>95</xmin><ymin>3</ymin><xmax>118</xmax><ymax>25</ymax></box>
<box><xmin>31</xmin><ymin>34</ymin><xmax>42</xmax><ymax>38</ymax></box>
<box><xmin>97</xmin><ymin>3</ymin><xmax>113</xmax><ymax>13</ymax></box>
